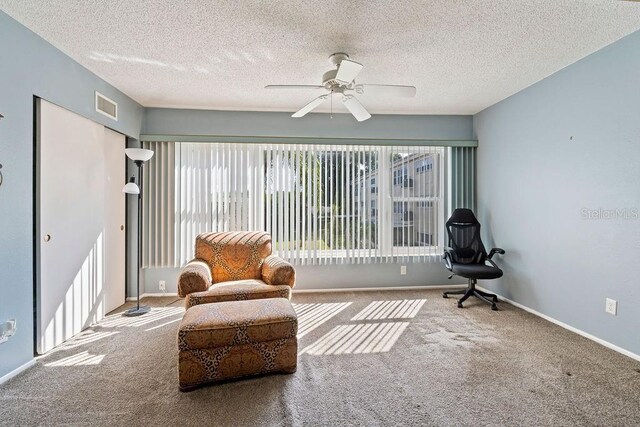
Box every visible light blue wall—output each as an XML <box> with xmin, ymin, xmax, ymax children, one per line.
<box><xmin>0</xmin><ymin>11</ymin><xmax>143</xmax><ymax>379</ymax></box>
<box><xmin>474</xmin><ymin>30</ymin><xmax>640</xmax><ymax>356</ymax></box>
<box><xmin>143</xmin><ymin>261</ymin><xmax>459</xmax><ymax>297</ymax></box>
<box><xmin>138</xmin><ymin>109</ymin><xmax>474</xmax><ymax>296</ymax></box>
<box><xmin>143</xmin><ymin>108</ymin><xmax>474</xmax><ymax>141</ymax></box>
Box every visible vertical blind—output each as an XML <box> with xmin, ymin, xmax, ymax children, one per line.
<box><xmin>449</xmin><ymin>146</ymin><xmax>476</xmax><ymax>215</ymax></box>
<box><xmin>176</xmin><ymin>143</ymin><xmax>264</xmax><ymax>263</ymax></box>
<box><xmin>141</xmin><ymin>141</ymin><xmax>474</xmax><ymax>268</ymax></box>
<box><xmin>141</xmin><ymin>140</ymin><xmax>177</xmax><ymax>268</ymax></box>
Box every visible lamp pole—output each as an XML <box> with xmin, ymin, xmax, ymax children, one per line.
<box><xmin>122</xmin><ymin>148</ymin><xmax>154</xmax><ymax>316</ymax></box>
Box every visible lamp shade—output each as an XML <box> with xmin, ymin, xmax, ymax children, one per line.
<box><xmin>125</xmin><ymin>148</ymin><xmax>154</xmax><ymax>162</ymax></box>
<box><xmin>122</xmin><ymin>182</ymin><xmax>140</xmax><ymax>194</ymax></box>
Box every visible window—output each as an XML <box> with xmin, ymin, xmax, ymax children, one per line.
<box><xmin>142</xmin><ymin>142</ymin><xmax>456</xmax><ymax>267</ymax></box>
<box><xmin>417</xmin><ymin>232</ymin><xmax>432</xmax><ymax>245</ymax></box>
<box><xmin>415</xmin><ymin>158</ymin><xmax>433</xmax><ymax>174</ymax></box>
<box><xmin>393</xmin><ymin>167</ymin><xmax>408</xmax><ymax>186</ymax></box>
<box><xmin>389</xmin><ymin>150</ymin><xmax>442</xmax><ymax>256</ymax></box>
<box><xmin>393</xmin><ymin>201</ymin><xmax>408</xmax><ymax>214</ymax></box>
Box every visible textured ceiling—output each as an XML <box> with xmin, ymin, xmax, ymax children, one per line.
<box><xmin>2</xmin><ymin>1</ymin><xmax>640</xmax><ymax>115</ymax></box>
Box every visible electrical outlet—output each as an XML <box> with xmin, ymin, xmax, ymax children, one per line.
<box><xmin>605</xmin><ymin>298</ymin><xmax>617</xmax><ymax>316</ymax></box>
<box><xmin>159</xmin><ymin>281</ymin><xmax>166</xmax><ymax>292</ymax></box>
<box><xmin>400</xmin><ymin>266</ymin><xmax>407</xmax><ymax>275</ymax></box>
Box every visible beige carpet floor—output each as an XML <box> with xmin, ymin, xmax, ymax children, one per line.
<box><xmin>1</xmin><ymin>289</ymin><xmax>639</xmax><ymax>426</ymax></box>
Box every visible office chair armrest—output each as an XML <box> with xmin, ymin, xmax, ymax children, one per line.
<box><xmin>442</xmin><ymin>247</ymin><xmax>455</xmax><ymax>270</ymax></box>
<box><xmin>488</xmin><ymin>248</ymin><xmax>505</xmax><ymax>260</ymax></box>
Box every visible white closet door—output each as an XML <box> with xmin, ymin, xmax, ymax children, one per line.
<box><xmin>103</xmin><ymin>128</ymin><xmax>126</xmax><ymax>313</ymax></box>
<box><xmin>38</xmin><ymin>99</ymin><xmax>125</xmax><ymax>354</ymax></box>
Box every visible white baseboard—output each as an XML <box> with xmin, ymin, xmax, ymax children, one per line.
<box><xmin>478</xmin><ymin>286</ymin><xmax>640</xmax><ymax>363</ymax></box>
<box><xmin>126</xmin><ymin>292</ymin><xmax>178</xmax><ymax>301</ymax></box>
<box><xmin>129</xmin><ymin>287</ymin><xmax>464</xmax><ymax>298</ymax></box>
<box><xmin>0</xmin><ymin>359</ymin><xmax>36</xmax><ymax>386</ymax></box>
<box><xmin>293</xmin><ymin>284</ymin><xmax>466</xmax><ymax>294</ymax></box>
<box><xmin>127</xmin><ymin>286</ymin><xmax>466</xmax><ymax>299</ymax></box>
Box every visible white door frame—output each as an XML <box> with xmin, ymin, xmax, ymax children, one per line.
<box><xmin>34</xmin><ymin>98</ymin><xmax>127</xmax><ymax>354</ymax></box>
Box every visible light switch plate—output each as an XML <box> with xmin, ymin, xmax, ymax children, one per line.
<box><xmin>400</xmin><ymin>266</ymin><xmax>407</xmax><ymax>275</ymax></box>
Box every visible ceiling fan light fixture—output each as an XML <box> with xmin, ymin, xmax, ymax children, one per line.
<box><xmin>268</xmin><ymin>52</ymin><xmax>416</xmax><ymax>122</ymax></box>
<box><xmin>335</xmin><ymin>59</ymin><xmax>364</xmax><ymax>85</ymax></box>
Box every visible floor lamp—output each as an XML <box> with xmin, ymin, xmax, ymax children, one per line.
<box><xmin>122</xmin><ymin>148</ymin><xmax>154</xmax><ymax>317</ymax></box>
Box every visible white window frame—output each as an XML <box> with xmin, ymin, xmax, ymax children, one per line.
<box><xmin>144</xmin><ymin>141</ymin><xmax>451</xmax><ymax>267</ymax></box>
<box><xmin>380</xmin><ymin>147</ymin><xmax>446</xmax><ymax>258</ymax></box>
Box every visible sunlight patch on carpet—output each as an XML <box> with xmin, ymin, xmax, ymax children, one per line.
<box><xmin>99</xmin><ymin>307</ymin><xmax>184</xmax><ymax>329</ymax></box>
<box><xmin>301</xmin><ymin>322</ymin><xmax>409</xmax><ymax>355</ymax></box>
<box><xmin>51</xmin><ymin>330</ymin><xmax>119</xmax><ymax>351</ymax></box>
<box><xmin>351</xmin><ymin>299</ymin><xmax>426</xmax><ymax>321</ymax></box>
<box><xmin>45</xmin><ymin>351</ymin><xmax>105</xmax><ymax>367</ymax></box>
<box><xmin>293</xmin><ymin>302</ymin><xmax>352</xmax><ymax>337</ymax></box>
<box><xmin>145</xmin><ymin>318</ymin><xmax>182</xmax><ymax>332</ymax></box>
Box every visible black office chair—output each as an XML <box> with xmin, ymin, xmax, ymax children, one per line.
<box><xmin>442</xmin><ymin>208</ymin><xmax>505</xmax><ymax>310</ymax></box>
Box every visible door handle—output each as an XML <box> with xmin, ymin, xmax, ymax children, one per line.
<box><xmin>43</xmin><ymin>234</ymin><xmax>51</xmax><ymax>242</ymax></box>
<box><xmin>120</xmin><ymin>225</ymin><xmax>124</xmax><ymax>231</ymax></box>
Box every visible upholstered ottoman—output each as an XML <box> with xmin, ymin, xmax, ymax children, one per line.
<box><xmin>177</xmin><ymin>298</ymin><xmax>298</xmax><ymax>391</ymax></box>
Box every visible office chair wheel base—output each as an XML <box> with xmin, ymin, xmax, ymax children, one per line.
<box><xmin>493</xmin><ymin>296</ymin><xmax>499</xmax><ymax>303</ymax></box>
<box><xmin>457</xmin><ymin>302</ymin><xmax>463</xmax><ymax>308</ymax></box>
<box><xmin>442</xmin><ymin>293</ymin><xmax>448</xmax><ymax>299</ymax></box>
<box><xmin>491</xmin><ymin>304</ymin><xmax>498</xmax><ymax>311</ymax></box>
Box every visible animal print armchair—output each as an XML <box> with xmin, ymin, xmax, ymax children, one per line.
<box><xmin>177</xmin><ymin>231</ymin><xmax>295</xmax><ymax>309</ymax></box>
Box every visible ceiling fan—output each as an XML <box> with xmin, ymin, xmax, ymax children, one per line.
<box><xmin>265</xmin><ymin>53</ymin><xmax>417</xmax><ymax>122</ymax></box>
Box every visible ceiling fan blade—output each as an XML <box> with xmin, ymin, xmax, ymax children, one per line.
<box><xmin>292</xmin><ymin>95</ymin><xmax>328</xmax><ymax>118</ymax></box>
<box><xmin>355</xmin><ymin>84</ymin><xmax>417</xmax><ymax>98</ymax></box>
<box><xmin>335</xmin><ymin>59</ymin><xmax>363</xmax><ymax>85</ymax></box>
<box><xmin>342</xmin><ymin>96</ymin><xmax>371</xmax><ymax>122</ymax></box>
<box><xmin>265</xmin><ymin>85</ymin><xmax>326</xmax><ymax>90</ymax></box>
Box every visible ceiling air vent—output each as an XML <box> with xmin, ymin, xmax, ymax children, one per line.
<box><xmin>95</xmin><ymin>91</ymin><xmax>118</xmax><ymax>121</ymax></box>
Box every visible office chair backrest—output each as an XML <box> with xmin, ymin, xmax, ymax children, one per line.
<box><xmin>446</xmin><ymin>208</ymin><xmax>487</xmax><ymax>265</ymax></box>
